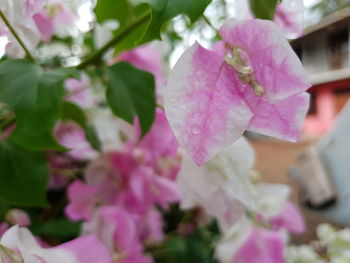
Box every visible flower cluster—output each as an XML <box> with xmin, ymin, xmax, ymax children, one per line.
<box><xmin>0</xmin><ymin>0</ymin><xmax>316</xmax><ymax>262</ymax></box>
<box><xmin>0</xmin><ymin>0</ymin><xmax>80</xmax><ymax>58</ymax></box>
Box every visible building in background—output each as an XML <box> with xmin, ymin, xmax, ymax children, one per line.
<box><xmin>292</xmin><ymin>7</ymin><xmax>350</xmax><ymax>136</ymax></box>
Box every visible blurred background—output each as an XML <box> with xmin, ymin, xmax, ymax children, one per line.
<box><xmin>251</xmin><ymin>0</ymin><xmax>350</xmax><ymax>244</ymax></box>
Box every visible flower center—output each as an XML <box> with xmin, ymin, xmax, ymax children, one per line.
<box><xmin>224</xmin><ymin>45</ymin><xmax>265</xmax><ymax>96</ymax></box>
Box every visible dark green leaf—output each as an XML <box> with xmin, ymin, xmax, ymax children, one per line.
<box><xmin>0</xmin><ymin>60</ymin><xmax>71</xmax><ymax>151</ymax></box>
<box><xmin>139</xmin><ymin>0</ymin><xmax>213</xmax><ymax>42</ymax></box>
<box><xmin>249</xmin><ymin>0</ymin><xmax>279</xmax><ymax>20</ymax></box>
<box><xmin>31</xmin><ymin>218</ymin><xmax>81</xmax><ymax>240</ymax></box>
<box><xmin>153</xmin><ymin>228</ymin><xmax>219</xmax><ymax>263</ymax></box>
<box><xmin>105</xmin><ymin>62</ymin><xmax>156</xmax><ymax>136</ymax></box>
<box><xmin>85</xmin><ymin>124</ymin><xmax>101</xmax><ymax>151</ymax></box>
<box><xmin>61</xmin><ymin>101</ymin><xmax>88</xmax><ymax>128</ymax></box>
<box><xmin>61</xmin><ymin>101</ymin><xmax>101</xmax><ymax>151</ymax></box>
<box><xmin>0</xmin><ymin>141</ymin><xmax>49</xmax><ymax>206</ymax></box>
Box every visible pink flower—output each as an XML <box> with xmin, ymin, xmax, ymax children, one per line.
<box><xmin>1</xmin><ymin>0</ymin><xmax>41</xmax><ymax>58</ymax></box>
<box><xmin>65</xmin><ymin>180</ymin><xmax>99</xmax><ymax>221</ymax></box>
<box><xmin>137</xmin><ymin>209</ymin><xmax>164</xmax><ymax>243</ymax></box>
<box><xmin>273</xmin><ymin>0</ymin><xmax>304</xmax><ymax>39</ymax></box>
<box><xmin>165</xmin><ymin>19</ymin><xmax>310</xmax><ymax>166</ymax></box>
<box><xmin>65</xmin><ymin>75</ymin><xmax>95</xmax><ymax>109</ymax></box>
<box><xmin>24</xmin><ymin>0</ymin><xmax>46</xmax><ymax>16</ymax></box>
<box><xmin>32</xmin><ymin>11</ymin><xmax>54</xmax><ymax>42</ymax></box>
<box><xmin>59</xmin><ymin>235</ymin><xmax>112</xmax><ymax>263</ymax></box>
<box><xmin>82</xmin><ymin>206</ymin><xmax>151</xmax><ymax>262</ymax></box>
<box><xmin>134</xmin><ymin>109</ymin><xmax>179</xmax><ymax>170</ymax></box>
<box><xmin>0</xmin><ymin>223</ymin><xmax>9</xmax><ymax>237</ymax></box>
<box><xmin>0</xmin><ymin>225</ymin><xmax>78</xmax><ymax>263</ymax></box>
<box><xmin>126</xmin><ymin>166</ymin><xmax>180</xmax><ymax>213</ymax></box>
<box><xmin>5</xmin><ymin>209</ymin><xmax>31</xmax><ymax>227</ymax></box>
<box><xmin>270</xmin><ymin>201</ymin><xmax>305</xmax><ymax>234</ymax></box>
<box><xmin>55</xmin><ymin>121</ymin><xmax>98</xmax><ymax>161</ymax></box>
<box><xmin>233</xmin><ymin>228</ymin><xmax>284</xmax><ymax>263</ymax></box>
<box><xmin>84</xmin><ymin>147</ymin><xmax>180</xmax><ymax>213</ymax></box>
<box><xmin>32</xmin><ymin>1</ymin><xmax>75</xmax><ymax>42</ymax></box>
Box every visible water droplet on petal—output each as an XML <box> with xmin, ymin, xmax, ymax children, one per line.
<box><xmin>191</xmin><ymin>127</ymin><xmax>201</xmax><ymax>135</ymax></box>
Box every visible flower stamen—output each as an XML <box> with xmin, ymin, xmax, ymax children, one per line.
<box><xmin>225</xmin><ymin>46</ymin><xmax>265</xmax><ymax>96</ymax></box>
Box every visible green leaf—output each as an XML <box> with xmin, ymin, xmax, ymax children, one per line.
<box><xmin>105</xmin><ymin>62</ymin><xmax>156</xmax><ymax>136</ymax></box>
<box><xmin>85</xmin><ymin>124</ymin><xmax>102</xmax><ymax>151</ymax></box>
<box><xmin>61</xmin><ymin>101</ymin><xmax>88</xmax><ymax>128</ymax></box>
<box><xmin>0</xmin><ymin>141</ymin><xmax>49</xmax><ymax>207</ymax></box>
<box><xmin>139</xmin><ymin>0</ymin><xmax>213</xmax><ymax>43</ymax></box>
<box><xmin>95</xmin><ymin>0</ymin><xmax>133</xmax><ymax>24</ymax></box>
<box><xmin>153</xmin><ymin>228</ymin><xmax>219</xmax><ymax>263</ymax></box>
<box><xmin>31</xmin><ymin>218</ymin><xmax>81</xmax><ymax>240</ymax></box>
<box><xmin>0</xmin><ymin>60</ymin><xmax>71</xmax><ymax>151</ymax></box>
<box><xmin>249</xmin><ymin>0</ymin><xmax>279</xmax><ymax>20</ymax></box>
<box><xmin>61</xmin><ymin>101</ymin><xmax>101</xmax><ymax>151</ymax></box>
<box><xmin>114</xmin><ymin>3</ymin><xmax>151</xmax><ymax>54</ymax></box>
<box><xmin>95</xmin><ymin>0</ymin><xmax>151</xmax><ymax>54</ymax></box>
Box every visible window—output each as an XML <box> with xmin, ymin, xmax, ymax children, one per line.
<box><xmin>328</xmin><ymin>28</ymin><xmax>349</xmax><ymax>70</ymax></box>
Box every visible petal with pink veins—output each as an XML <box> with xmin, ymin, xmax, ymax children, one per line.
<box><xmin>165</xmin><ymin>42</ymin><xmax>253</xmax><ymax>166</ymax></box>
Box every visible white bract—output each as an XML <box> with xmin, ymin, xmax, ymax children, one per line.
<box><xmin>178</xmin><ymin>137</ymin><xmax>257</xmax><ymax>229</ymax></box>
<box><xmin>0</xmin><ymin>0</ymin><xmax>41</xmax><ymax>58</ymax></box>
<box><xmin>0</xmin><ymin>225</ymin><xmax>78</xmax><ymax>263</ymax></box>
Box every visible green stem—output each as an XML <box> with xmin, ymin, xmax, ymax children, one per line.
<box><xmin>202</xmin><ymin>14</ymin><xmax>218</xmax><ymax>33</ymax></box>
<box><xmin>0</xmin><ymin>10</ymin><xmax>35</xmax><ymax>62</ymax></box>
<box><xmin>0</xmin><ymin>244</ymin><xmax>23</xmax><ymax>263</ymax></box>
<box><xmin>77</xmin><ymin>12</ymin><xmax>151</xmax><ymax>69</ymax></box>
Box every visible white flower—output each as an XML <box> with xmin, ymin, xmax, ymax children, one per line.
<box><xmin>0</xmin><ymin>0</ymin><xmax>41</xmax><ymax>58</ymax></box>
<box><xmin>178</xmin><ymin>137</ymin><xmax>257</xmax><ymax>230</ymax></box>
<box><xmin>317</xmin><ymin>223</ymin><xmax>336</xmax><ymax>243</ymax></box>
<box><xmin>285</xmin><ymin>245</ymin><xmax>322</xmax><ymax>263</ymax></box>
<box><xmin>0</xmin><ymin>225</ymin><xmax>78</xmax><ymax>263</ymax></box>
<box><xmin>215</xmin><ymin>216</ymin><xmax>252</xmax><ymax>263</ymax></box>
<box><xmin>255</xmin><ymin>183</ymin><xmax>291</xmax><ymax>218</ymax></box>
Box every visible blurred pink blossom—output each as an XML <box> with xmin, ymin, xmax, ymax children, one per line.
<box><xmin>65</xmin><ymin>75</ymin><xmax>95</xmax><ymax>109</ymax></box>
<box><xmin>55</xmin><ymin>121</ymin><xmax>98</xmax><ymax>161</ymax></box>
<box><xmin>65</xmin><ymin>180</ymin><xmax>99</xmax><ymax>221</ymax></box>
<box><xmin>233</xmin><ymin>228</ymin><xmax>284</xmax><ymax>263</ymax></box>
<box><xmin>59</xmin><ymin>235</ymin><xmax>113</xmax><ymax>263</ymax></box>
<box><xmin>5</xmin><ymin>209</ymin><xmax>31</xmax><ymax>227</ymax></box>
<box><xmin>82</xmin><ymin>206</ymin><xmax>151</xmax><ymax>263</ymax></box>
<box><xmin>270</xmin><ymin>201</ymin><xmax>305</xmax><ymax>234</ymax></box>
<box><xmin>0</xmin><ymin>223</ymin><xmax>9</xmax><ymax>237</ymax></box>
<box><xmin>32</xmin><ymin>1</ymin><xmax>75</xmax><ymax>42</ymax></box>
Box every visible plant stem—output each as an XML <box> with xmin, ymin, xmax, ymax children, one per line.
<box><xmin>0</xmin><ymin>10</ymin><xmax>35</xmax><ymax>61</ymax></box>
<box><xmin>77</xmin><ymin>12</ymin><xmax>151</xmax><ymax>69</ymax></box>
<box><xmin>202</xmin><ymin>14</ymin><xmax>218</xmax><ymax>33</ymax></box>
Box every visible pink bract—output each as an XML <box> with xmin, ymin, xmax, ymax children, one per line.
<box><xmin>270</xmin><ymin>201</ymin><xmax>305</xmax><ymax>234</ymax></box>
<box><xmin>165</xmin><ymin>19</ymin><xmax>310</xmax><ymax>166</ymax></box>
<box><xmin>82</xmin><ymin>206</ymin><xmax>151</xmax><ymax>262</ymax></box>
<box><xmin>5</xmin><ymin>209</ymin><xmax>31</xmax><ymax>227</ymax></box>
<box><xmin>65</xmin><ymin>180</ymin><xmax>99</xmax><ymax>221</ymax></box>
<box><xmin>233</xmin><ymin>228</ymin><xmax>284</xmax><ymax>263</ymax></box>
<box><xmin>59</xmin><ymin>235</ymin><xmax>112</xmax><ymax>263</ymax></box>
